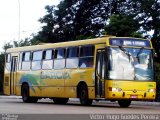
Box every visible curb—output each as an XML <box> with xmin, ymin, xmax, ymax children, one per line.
<box><xmin>0</xmin><ymin>95</ymin><xmax>22</xmax><ymax>99</ymax></box>
<box><xmin>69</xmin><ymin>98</ymin><xmax>160</xmax><ymax>106</ymax></box>
<box><xmin>132</xmin><ymin>101</ymin><xmax>160</xmax><ymax>106</ymax></box>
<box><xmin>0</xmin><ymin>96</ymin><xmax>160</xmax><ymax>106</ymax></box>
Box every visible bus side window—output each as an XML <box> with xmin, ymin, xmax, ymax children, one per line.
<box><xmin>42</xmin><ymin>49</ymin><xmax>54</xmax><ymax>70</ymax></box>
<box><xmin>6</xmin><ymin>54</ymin><xmax>11</xmax><ymax>62</ymax></box>
<box><xmin>54</xmin><ymin>48</ymin><xmax>66</xmax><ymax>69</ymax></box>
<box><xmin>21</xmin><ymin>52</ymin><xmax>31</xmax><ymax>71</ymax></box>
<box><xmin>5</xmin><ymin>53</ymin><xmax>11</xmax><ymax>71</ymax></box>
<box><xmin>66</xmin><ymin>47</ymin><xmax>79</xmax><ymax>68</ymax></box>
<box><xmin>79</xmin><ymin>45</ymin><xmax>94</xmax><ymax>68</ymax></box>
<box><xmin>32</xmin><ymin>51</ymin><xmax>42</xmax><ymax>70</ymax></box>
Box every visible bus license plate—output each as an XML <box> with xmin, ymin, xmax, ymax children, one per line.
<box><xmin>130</xmin><ymin>95</ymin><xmax>138</xmax><ymax>99</ymax></box>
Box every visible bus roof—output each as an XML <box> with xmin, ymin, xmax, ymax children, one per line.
<box><xmin>6</xmin><ymin>36</ymin><xmax>108</xmax><ymax>53</ymax></box>
<box><xmin>6</xmin><ymin>36</ymin><xmax>151</xmax><ymax>53</ymax></box>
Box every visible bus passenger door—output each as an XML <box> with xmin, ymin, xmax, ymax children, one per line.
<box><xmin>10</xmin><ymin>57</ymin><xmax>18</xmax><ymax>95</ymax></box>
<box><xmin>96</xmin><ymin>50</ymin><xmax>105</xmax><ymax>98</ymax></box>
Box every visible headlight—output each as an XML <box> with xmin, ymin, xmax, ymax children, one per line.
<box><xmin>109</xmin><ymin>87</ymin><xmax>122</xmax><ymax>92</ymax></box>
<box><xmin>148</xmin><ymin>88</ymin><xmax>156</xmax><ymax>92</ymax></box>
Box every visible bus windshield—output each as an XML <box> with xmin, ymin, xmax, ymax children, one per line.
<box><xmin>109</xmin><ymin>47</ymin><xmax>154</xmax><ymax>81</ymax></box>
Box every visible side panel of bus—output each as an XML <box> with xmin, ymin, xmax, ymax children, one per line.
<box><xmin>64</xmin><ymin>68</ymin><xmax>95</xmax><ymax>98</ymax></box>
<box><xmin>40</xmin><ymin>69</ymin><xmax>65</xmax><ymax>97</ymax></box>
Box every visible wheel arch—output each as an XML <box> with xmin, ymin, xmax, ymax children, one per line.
<box><xmin>21</xmin><ymin>82</ymin><xmax>29</xmax><ymax>94</ymax></box>
<box><xmin>77</xmin><ymin>81</ymin><xmax>88</xmax><ymax>98</ymax></box>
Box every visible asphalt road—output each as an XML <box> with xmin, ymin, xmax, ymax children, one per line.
<box><xmin>0</xmin><ymin>96</ymin><xmax>160</xmax><ymax>120</ymax></box>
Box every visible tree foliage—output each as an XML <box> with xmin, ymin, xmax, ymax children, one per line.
<box><xmin>32</xmin><ymin>0</ymin><xmax>160</xmax><ymax>48</ymax></box>
<box><xmin>105</xmin><ymin>14</ymin><xmax>142</xmax><ymax>37</ymax></box>
<box><xmin>32</xmin><ymin>0</ymin><xmax>112</xmax><ymax>42</ymax></box>
<box><xmin>2</xmin><ymin>0</ymin><xmax>160</xmax><ymax>60</ymax></box>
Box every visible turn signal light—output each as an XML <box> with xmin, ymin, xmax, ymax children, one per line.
<box><xmin>109</xmin><ymin>87</ymin><xmax>122</xmax><ymax>92</ymax></box>
<box><xmin>147</xmin><ymin>88</ymin><xmax>156</xmax><ymax>93</ymax></box>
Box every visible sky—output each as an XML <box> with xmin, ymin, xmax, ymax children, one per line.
<box><xmin>0</xmin><ymin>0</ymin><xmax>61</xmax><ymax>52</ymax></box>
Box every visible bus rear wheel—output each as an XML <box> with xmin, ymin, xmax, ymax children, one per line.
<box><xmin>53</xmin><ymin>98</ymin><xmax>69</xmax><ymax>104</ymax></box>
<box><xmin>21</xmin><ymin>84</ymin><xmax>38</xmax><ymax>103</ymax></box>
<box><xmin>79</xmin><ymin>84</ymin><xmax>92</xmax><ymax>106</ymax></box>
<box><xmin>118</xmin><ymin>100</ymin><xmax>131</xmax><ymax>108</ymax></box>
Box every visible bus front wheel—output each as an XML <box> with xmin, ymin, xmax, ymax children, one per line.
<box><xmin>21</xmin><ymin>84</ymin><xmax>38</xmax><ymax>103</ymax></box>
<box><xmin>79</xmin><ymin>84</ymin><xmax>92</xmax><ymax>106</ymax></box>
<box><xmin>118</xmin><ymin>100</ymin><xmax>131</xmax><ymax>108</ymax></box>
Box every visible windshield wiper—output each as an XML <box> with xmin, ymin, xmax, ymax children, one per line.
<box><xmin>119</xmin><ymin>46</ymin><xmax>131</xmax><ymax>62</ymax></box>
<box><xmin>137</xmin><ymin>47</ymin><xmax>144</xmax><ymax>56</ymax></box>
<box><xmin>137</xmin><ymin>47</ymin><xmax>144</xmax><ymax>63</ymax></box>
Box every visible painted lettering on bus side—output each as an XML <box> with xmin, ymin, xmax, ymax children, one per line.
<box><xmin>41</xmin><ymin>71</ymin><xmax>71</xmax><ymax>80</ymax></box>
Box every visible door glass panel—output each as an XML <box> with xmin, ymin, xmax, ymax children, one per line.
<box><xmin>96</xmin><ymin>50</ymin><xmax>106</xmax><ymax>97</ymax></box>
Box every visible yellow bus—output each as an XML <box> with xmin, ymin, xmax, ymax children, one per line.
<box><xmin>3</xmin><ymin>36</ymin><xmax>156</xmax><ymax>107</ymax></box>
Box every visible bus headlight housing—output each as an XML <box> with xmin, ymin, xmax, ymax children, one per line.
<box><xmin>147</xmin><ymin>88</ymin><xmax>156</xmax><ymax>93</ymax></box>
<box><xmin>109</xmin><ymin>87</ymin><xmax>122</xmax><ymax>92</ymax></box>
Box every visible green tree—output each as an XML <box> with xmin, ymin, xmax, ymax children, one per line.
<box><xmin>139</xmin><ymin>0</ymin><xmax>160</xmax><ymax>61</ymax></box>
<box><xmin>32</xmin><ymin>0</ymin><xmax>112</xmax><ymax>42</ymax></box>
<box><xmin>119</xmin><ymin>0</ymin><xmax>160</xmax><ymax>60</ymax></box>
<box><xmin>32</xmin><ymin>0</ymin><xmax>160</xmax><ymax>60</ymax></box>
<box><xmin>3</xmin><ymin>43</ymin><xmax>13</xmax><ymax>52</ymax></box>
<box><xmin>104</xmin><ymin>14</ymin><xmax>142</xmax><ymax>37</ymax></box>
<box><xmin>13</xmin><ymin>38</ymin><xmax>31</xmax><ymax>47</ymax></box>
<box><xmin>33</xmin><ymin>5</ymin><xmax>58</xmax><ymax>43</ymax></box>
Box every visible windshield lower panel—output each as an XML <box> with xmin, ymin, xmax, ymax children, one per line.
<box><xmin>109</xmin><ymin>47</ymin><xmax>154</xmax><ymax>81</ymax></box>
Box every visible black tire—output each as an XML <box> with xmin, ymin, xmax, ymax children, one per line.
<box><xmin>21</xmin><ymin>84</ymin><xmax>38</xmax><ymax>103</ymax></box>
<box><xmin>118</xmin><ymin>100</ymin><xmax>131</xmax><ymax>108</ymax></box>
<box><xmin>79</xmin><ymin>84</ymin><xmax>93</xmax><ymax>106</ymax></box>
<box><xmin>21</xmin><ymin>84</ymin><xmax>30</xmax><ymax>103</ymax></box>
<box><xmin>53</xmin><ymin>98</ymin><xmax>69</xmax><ymax>104</ymax></box>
